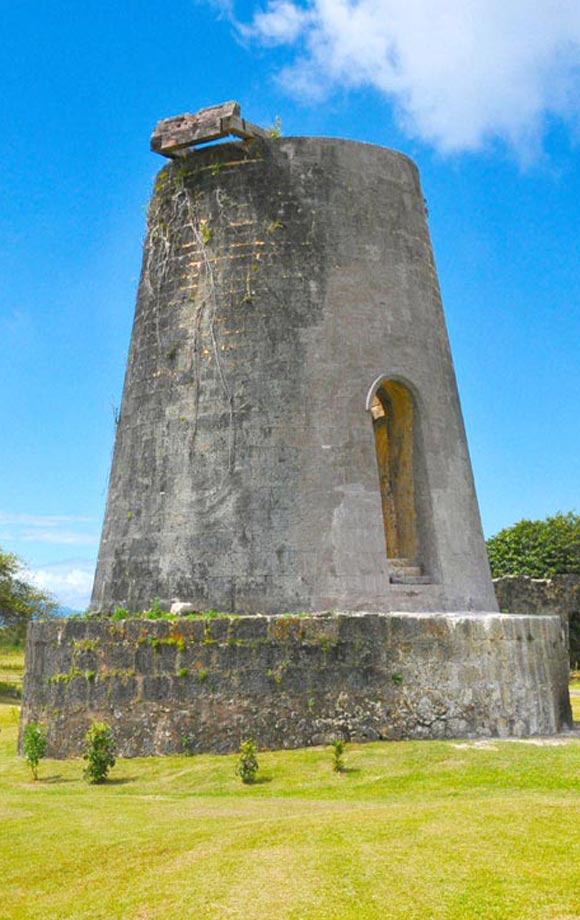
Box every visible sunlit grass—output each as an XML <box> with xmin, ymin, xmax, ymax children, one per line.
<box><xmin>0</xmin><ymin>643</ymin><xmax>24</xmax><ymax>701</ymax></box>
<box><xmin>2</xmin><ymin>688</ymin><xmax>580</xmax><ymax>920</ymax></box>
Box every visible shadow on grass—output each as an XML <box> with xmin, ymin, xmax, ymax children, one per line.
<box><xmin>0</xmin><ymin>695</ymin><xmax>22</xmax><ymax>706</ymax></box>
<box><xmin>38</xmin><ymin>775</ymin><xmax>77</xmax><ymax>784</ymax></box>
<box><xmin>38</xmin><ymin>775</ymin><xmax>137</xmax><ymax>786</ymax></box>
<box><xmin>247</xmin><ymin>775</ymin><xmax>273</xmax><ymax>786</ymax></box>
<box><xmin>100</xmin><ymin>776</ymin><xmax>137</xmax><ymax>786</ymax></box>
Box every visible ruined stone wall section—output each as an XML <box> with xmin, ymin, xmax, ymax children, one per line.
<box><xmin>21</xmin><ymin>613</ymin><xmax>572</xmax><ymax>758</ymax></box>
<box><xmin>495</xmin><ymin>575</ymin><xmax>580</xmax><ymax>667</ymax></box>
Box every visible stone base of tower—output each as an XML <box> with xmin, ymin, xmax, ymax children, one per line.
<box><xmin>20</xmin><ymin>612</ymin><xmax>572</xmax><ymax>758</ymax></box>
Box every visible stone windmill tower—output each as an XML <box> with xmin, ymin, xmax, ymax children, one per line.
<box><xmin>22</xmin><ymin>105</ymin><xmax>571</xmax><ymax>756</ymax></box>
<box><xmin>90</xmin><ymin>102</ymin><xmax>498</xmax><ymax>616</ymax></box>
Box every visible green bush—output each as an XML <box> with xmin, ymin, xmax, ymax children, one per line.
<box><xmin>22</xmin><ymin>722</ymin><xmax>47</xmax><ymax>780</ymax></box>
<box><xmin>266</xmin><ymin>115</ymin><xmax>282</xmax><ymax>138</ymax></box>
<box><xmin>144</xmin><ymin>598</ymin><xmax>169</xmax><ymax>619</ymax></box>
<box><xmin>235</xmin><ymin>738</ymin><xmax>259</xmax><ymax>784</ymax></box>
<box><xmin>181</xmin><ymin>733</ymin><xmax>196</xmax><ymax>756</ymax></box>
<box><xmin>487</xmin><ymin>512</ymin><xmax>580</xmax><ymax>579</ymax></box>
<box><xmin>332</xmin><ymin>739</ymin><xmax>346</xmax><ymax>773</ymax></box>
<box><xmin>82</xmin><ymin>722</ymin><xmax>116</xmax><ymax>784</ymax></box>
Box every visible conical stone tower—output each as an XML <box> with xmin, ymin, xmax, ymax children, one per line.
<box><xmin>20</xmin><ymin>105</ymin><xmax>572</xmax><ymax>757</ymax></box>
<box><xmin>91</xmin><ymin>103</ymin><xmax>497</xmax><ymax>616</ymax></box>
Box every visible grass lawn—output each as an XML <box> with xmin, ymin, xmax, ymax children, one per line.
<box><xmin>2</xmin><ymin>648</ymin><xmax>579</xmax><ymax>920</ymax></box>
<box><xmin>0</xmin><ymin>643</ymin><xmax>24</xmax><ymax>702</ymax></box>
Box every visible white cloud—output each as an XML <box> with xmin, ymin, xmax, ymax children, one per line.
<box><xmin>26</xmin><ymin>561</ymin><xmax>95</xmax><ymax>611</ymax></box>
<box><xmin>239</xmin><ymin>0</ymin><xmax>311</xmax><ymax>42</ymax></box>
<box><xmin>0</xmin><ymin>511</ymin><xmax>97</xmax><ymax>548</ymax></box>
<box><xmin>238</xmin><ymin>0</ymin><xmax>580</xmax><ymax>155</ymax></box>
<box><xmin>0</xmin><ymin>512</ymin><xmax>92</xmax><ymax>527</ymax></box>
<box><xmin>20</xmin><ymin>530</ymin><xmax>98</xmax><ymax>546</ymax></box>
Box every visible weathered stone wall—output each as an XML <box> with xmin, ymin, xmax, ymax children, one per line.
<box><xmin>20</xmin><ymin>612</ymin><xmax>572</xmax><ymax>758</ymax></box>
<box><xmin>494</xmin><ymin>575</ymin><xmax>580</xmax><ymax>667</ymax></box>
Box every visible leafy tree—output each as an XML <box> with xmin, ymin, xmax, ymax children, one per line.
<box><xmin>235</xmin><ymin>738</ymin><xmax>259</xmax><ymax>784</ymax></box>
<box><xmin>0</xmin><ymin>548</ymin><xmax>57</xmax><ymax>644</ymax></box>
<box><xmin>22</xmin><ymin>722</ymin><xmax>48</xmax><ymax>780</ymax></box>
<box><xmin>82</xmin><ymin>722</ymin><xmax>116</xmax><ymax>784</ymax></box>
<box><xmin>331</xmin><ymin>739</ymin><xmax>346</xmax><ymax>773</ymax></box>
<box><xmin>487</xmin><ymin>512</ymin><xmax>580</xmax><ymax>579</ymax></box>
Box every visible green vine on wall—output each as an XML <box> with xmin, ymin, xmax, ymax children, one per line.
<box><xmin>151</xmin><ymin>163</ymin><xmax>236</xmax><ymax>473</ymax></box>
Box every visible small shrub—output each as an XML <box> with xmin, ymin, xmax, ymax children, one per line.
<box><xmin>22</xmin><ymin>722</ymin><xmax>47</xmax><ymax>780</ymax></box>
<box><xmin>82</xmin><ymin>722</ymin><xmax>116</xmax><ymax>784</ymax></box>
<box><xmin>144</xmin><ymin>598</ymin><xmax>168</xmax><ymax>619</ymax></box>
<box><xmin>266</xmin><ymin>220</ymin><xmax>284</xmax><ymax>234</ymax></box>
<box><xmin>235</xmin><ymin>738</ymin><xmax>259</xmax><ymax>784</ymax></box>
<box><xmin>181</xmin><ymin>733</ymin><xmax>196</xmax><ymax>756</ymax></box>
<box><xmin>266</xmin><ymin>115</ymin><xmax>282</xmax><ymax>138</ymax></box>
<box><xmin>332</xmin><ymin>739</ymin><xmax>346</xmax><ymax>773</ymax></box>
<box><xmin>199</xmin><ymin>219</ymin><xmax>211</xmax><ymax>245</ymax></box>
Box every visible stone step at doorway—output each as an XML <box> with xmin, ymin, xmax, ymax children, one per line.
<box><xmin>388</xmin><ymin>558</ymin><xmax>432</xmax><ymax>585</ymax></box>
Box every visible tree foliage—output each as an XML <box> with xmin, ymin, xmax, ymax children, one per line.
<box><xmin>82</xmin><ymin>722</ymin><xmax>116</xmax><ymax>784</ymax></box>
<box><xmin>486</xmin><ymin>512</ymin><xmax>580</xmax><ymax>579</ymax></box>
<box><xmin>22</xmin><ymin>722</ymin><xmax>48</xmax><ymax>781</ymax></box>
<box><xmin>0</xmin><ymin>548</ymin><xmax>57</xmax><ymax>643</ymax></box>
<box><xmin>331</xmin><ymin>739</ymin><xmax>346</xmax><ymax>773</ymax></box>
<box><xmin>235</xmin><ymin>738</ymin><xmax>259</xmax><ymax>784</ymax></box>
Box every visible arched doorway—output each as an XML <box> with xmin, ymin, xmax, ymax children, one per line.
<box><xmin>368</xmin><ymin>379</ymin><xmax>418</xmax><ymax>565</ymax></box>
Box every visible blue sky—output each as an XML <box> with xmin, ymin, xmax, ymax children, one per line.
<box><xmin>1</xmin><ymin>0</ymin><xmax>578</xmax><ymax>609</ymax></box>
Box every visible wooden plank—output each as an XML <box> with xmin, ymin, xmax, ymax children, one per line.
<box><xmin>151</xmin><ymin>102</ymin><xmax>268</xmax><ymax>156</ymax></box>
